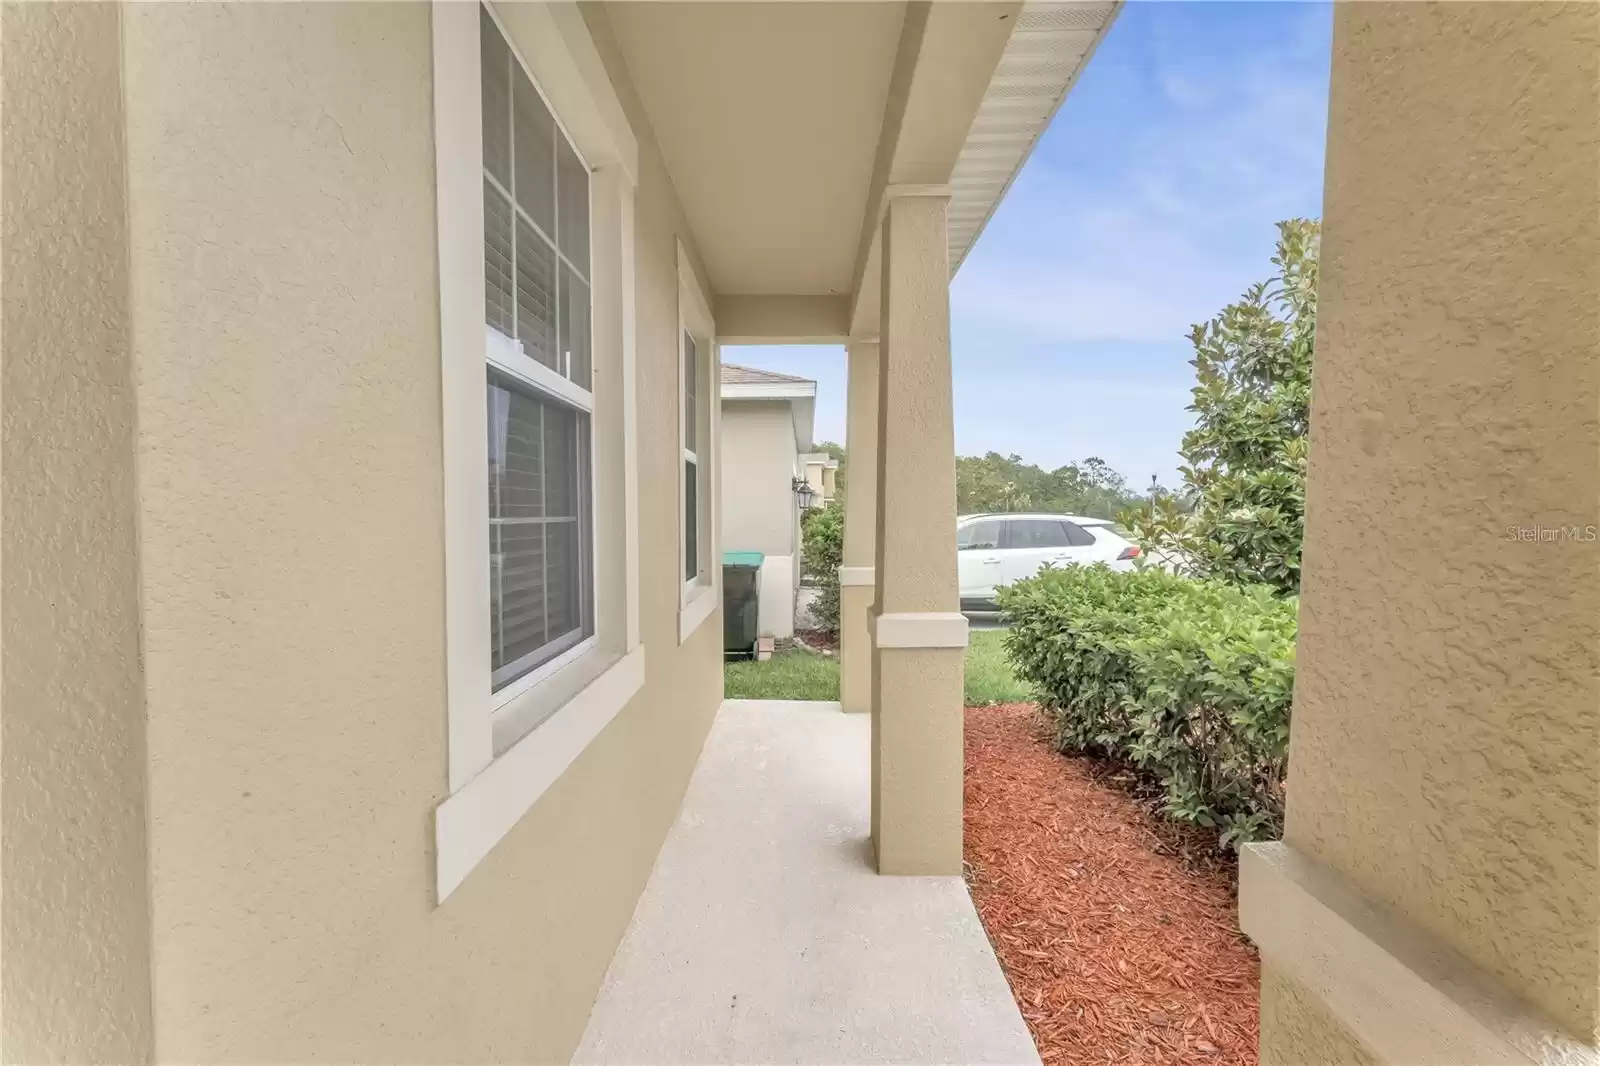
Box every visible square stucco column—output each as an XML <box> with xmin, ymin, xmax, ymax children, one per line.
<box><xmin>870</xmin><ymin>188</ymin><xmax>966</xmax><ymax>876</ymax></box>
<box><xmin>839</xmin><ymin>339</ymin><xmax>879</xmax><ymax>714</ymax></box>
<box><xmin>1244</xmin><ymin>5</ymin><xmax>1600</xmax><ymax>1065</ymax></box>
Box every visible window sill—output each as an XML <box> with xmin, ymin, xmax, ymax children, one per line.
<box><xmin>679</xmin><ymin>582</ymin><xmax>718</xmax><ymax>644</ymax></box>
<box><xmin>491</xmin><ymin>637</ymin><xmax>604</xmax><ymax>754</ymax></box>
<box><xmin>435</xmin><ymin>643</ymin><xmax>646</xmax><ymax>903</ymax></box>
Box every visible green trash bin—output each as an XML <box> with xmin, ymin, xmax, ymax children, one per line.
<box><xmin>722</xmin><ymin>551</ymin><xmax>763</xmax><ymax>659</ymax></box>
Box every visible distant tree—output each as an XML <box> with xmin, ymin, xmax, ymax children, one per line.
<box><xmin>956</xmin><ymin>452</ymin><xmax>1143</xmax><ymax>519</ymax></box>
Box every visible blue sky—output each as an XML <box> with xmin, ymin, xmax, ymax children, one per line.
<box><xmin>722</xmin><ymin>1</ymin><xmax>1333</xmax><ymax>490</ymax></box>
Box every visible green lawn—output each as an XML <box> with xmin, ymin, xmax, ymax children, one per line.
<box><xmin>724</xmin><ymin>628</ymin><xmax>1031</xmax><ymax>705</ymax></box>
<box><xmin>963</xmin><ymin>628</ymin><xmax>1032</xmax><ymax>705</ymax></box>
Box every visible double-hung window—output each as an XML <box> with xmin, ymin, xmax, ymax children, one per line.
<box><xmin>682</xmin><ymin>331</ymin><xmax>699</xmax><ymax>585</ymax></box>
<box><xmin>678</xmin><ymin>245</ymin><xmax>717</xmax><ymax>640</ymax></box>
<box><xmin>434</xmin><ymin>0</ymin><xmax>645</xmax><ymax>904</ymax></box>
<box><xmin>481</xmin><ymin>5</ymin><xmax>594</xmax><ymax>695</ymax></box>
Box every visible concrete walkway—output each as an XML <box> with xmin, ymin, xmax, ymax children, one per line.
<box><xmin>575</xmin><ymin>699</ymin><xmax>1040</xmax><ymax>1065</ymax></box>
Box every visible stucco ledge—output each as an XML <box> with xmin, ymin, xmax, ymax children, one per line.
<box><xmin>1240</xmin><ymin>842</ymin><xmax>1599</xmax><ymax>1066</ymax></box>
<box><xmin>870</xmin><ymin>611</ymin><xmax>969</xmax><ymax>649</ymax></box>
<box><xmin>838</xmin><ymin>565</ymin><xmax>875</xmax><ymax>587</ymax></box>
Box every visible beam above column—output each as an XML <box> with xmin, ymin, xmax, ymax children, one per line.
<box><xmin>714</xmin><ymin>294</ymin><xmax>850</xmax><ymax>344</ymax></box>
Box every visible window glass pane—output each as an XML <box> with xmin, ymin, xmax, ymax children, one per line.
<box><xmin>495</xmin><ymin>521</ymin><xmax>548</xmax><ymax>672</ymax></box>
<box><xmin>511</xmin><ymin>65</ymin><xmax>556</xmax><ymax>239</ymax></box>
<box><xmin>480</xmin><ymin>6</ymin><xmax>510</xmax><ymax>187</ymax></box>
<box><xmin>683</xmin><ymin>332</ymin><xmax>697</xmax><ymax>447</ymax></box>
<box><xmin>559</xmin><ymin>265</ymin><xmax>590</xmax><ymax>386</ymax></box>
<box><xmin>557</xmin><ymin>134</ymin><xmax>589</xmax><ymax>272</ymax></box>
<box><xmin>488</xmin><ymin>370</ymin><xmax>592</xmax><ymax>690</ymax></box>
<box><xmin>545</xmin><ymin>520</ymin><xmax>581</xmax><ymax>647</ymax></box>
<box><xmin>1062</xmin><ymin>521</ymin><xmax>1096</xmax><ymax>547</ymax></box>
<box><xmin>515</xmin><ymin>217</ymin><xmax>558</xmax><ymax>369</ymax></box>
<box><xmin>495</xmin><ymin>379</ymin><xmax>542</xmax><ymax>519</ymax></box>
<box><xmin>543</xmin><ymin>402</ymin><xmax>574</xmax><ymax>516</ymax></box>
<box><xmin>1006</xmin><ymin>520</ymin><xmax>1070</xmax><ymax>549</ymax></box>
<box><xmin>685</xmin><ymin>458</ymin><xmax>698</xmax><ymax>582</ymax></box>
<box><xmin>959</xmin><ymin>520</ymin><xmax>1001</xmax><ymax>550</ymax></box>
<box><xmin>484</xmin><ymin>180</ymin><xmax>515</xmax><ymax>337</ymax></box>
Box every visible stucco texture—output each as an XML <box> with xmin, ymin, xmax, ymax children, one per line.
<box><xmin>1258</xmin><ymin>965</ymin><xmax>1377</xmax><ymax>1066</ymax></box>
<box><xmin>873</xmin><ymin>194</ymin><xmax>957</xmax><ymax>615</ymax></box>
<box><xmin>1</xmin><ymin>5</ymin><xmax>155</xmax><ymax>1060</ymax></box>
<box><xmin>1281</xmin><ymin>0</ymin><xmax>1600</xmax><ymax>1048</ymax></box>
<box><xmin>840</xmin><ymin>342</ymin><xmax>880</xmax><ymax>714</ymax></box>
<box><xmin>869</xmin><ymin>192</ymin><xmax>963</xmax><ymax>876</ymax></box>
<box><xmin>720</xmin><ymin>399</ymin><xmax>802</xmax><ymax>560</ymax></box>
<box><xmin>104</xmin><ymin>3</ymin><xmax>721</xmax><ymax>1060</ymax></box>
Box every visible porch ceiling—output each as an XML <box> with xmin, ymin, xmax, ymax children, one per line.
<box><xmin>601</xmin><ymin>1</ymin><xmax>1120</xmax><ymax>340</ymax></box>
<box><xmin>604</xmin><ymin>1</ymin><xmax>908</xmax><ymax>297</ymax></box>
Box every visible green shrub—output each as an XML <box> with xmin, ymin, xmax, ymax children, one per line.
<box><xmin>801</xmin><ymin>503</ymin><xmax>842</xmax><ymax>634</ymax></box>
<box><xmin>999</xmin><ymin>565</ymin><xmax>1296</xmax><ymax>847</ymax></box>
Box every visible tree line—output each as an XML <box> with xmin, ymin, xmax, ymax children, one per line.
<box><xmin>809</xmin><ymin>445</ymin><xmax>1162</xmax><ymax>522</ymax></box>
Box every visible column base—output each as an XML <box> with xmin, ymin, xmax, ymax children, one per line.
<box><xmin>870</xmin><ymin>643</ymin><xmax>964</xmax><ymax>875</ymax></box>
<box><xmin>839</xmin><ymin>582</ymin><xmax>874</xmax><ymax>713</ymax></box>
<box><xmin>1243</xmin><ymin>842</ymin><xmax>1598</xmax><ymax>1066</ymax></box>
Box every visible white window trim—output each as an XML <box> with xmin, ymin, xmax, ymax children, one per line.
<box><xmin>678</xmin><ymin>241</ymin><xmax>719</xmax><ymax>643</ymax></box>
<box><xmin>432</xmin><ymin>0</ymin><xmax>641</xmax><ymax>904</ymax></box>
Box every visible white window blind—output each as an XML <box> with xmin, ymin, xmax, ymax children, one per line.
<box><xmin>487</xmin><ymin>373</ymin><xmax>592</xmax><ymax>687</ymax></box>
<box><xmin>683</xmin><ymin>330</ymin><xmax>698</xmax><ymax>583</ymax></box>
<box><xmin>480</xmin><ymin>4</ymin><xmax>594</xmax><ymax>691</ymax></box>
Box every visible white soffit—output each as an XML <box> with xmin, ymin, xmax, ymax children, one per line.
<box><xmin>948</xmin><ymin>1</ymin><xmax>1121</xmax><ymax>273</ymax></box>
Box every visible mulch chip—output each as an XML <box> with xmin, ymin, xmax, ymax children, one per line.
<box><xmin>964</xmin><ymin>703</ymin><xmax>1260</xmax><ymax>1066</ymax></box>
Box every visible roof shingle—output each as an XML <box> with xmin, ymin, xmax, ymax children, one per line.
<box><xmin>721</xmin><ymin>364</ymin><xmax>815</xmax><ymax>387</ymax></box>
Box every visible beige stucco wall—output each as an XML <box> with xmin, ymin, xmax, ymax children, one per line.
<box><xmin>1</xmin><ymin>5</ymin><xmax>156</xmax><ymax>1061</ymax></box>
<box><xmin>721</xmin><ymin>400</ymin><xmax>801</xmax><ymax>559</ymax></box>
<box><xmin>0</xmin><ymin>3</ymin><xmax>727</xmax><ymax>1061</ymax></box>
<box><xmin>1274</xmin><ymin>0</ymin><xmax>1600</xmax><ymax>1055</ymax></box>
<box><xmin>721</xmin><ymin>400</ymin><xmax>801</xmax><ymax>638</ymax></box>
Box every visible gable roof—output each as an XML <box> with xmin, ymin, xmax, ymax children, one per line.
<box><xmin>721</xmin><ymin>364</ymin><xmax>814</xmax><ymax>387</ymax></box>
<box><xmin>719</xmin><ymin>364</ymin><xmax>816</xmax><ymax>452</ymax></box>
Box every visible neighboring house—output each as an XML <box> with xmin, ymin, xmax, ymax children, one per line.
<box><xmin>801</xmin><ymin>451</ymin><xmax>840</xmax><ymax>506</ymax></box>
<box><xmin>719</xmin><ymin>364</ymin><xmax>817</xmax><ymax>639</ymax></box>
<box><xmin>5</xmin><ymin>4</ymin><xmax>1596</xmax><ymax>1066</ymax></box>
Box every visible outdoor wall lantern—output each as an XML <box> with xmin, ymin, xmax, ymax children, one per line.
<box><xmin>792</xmin><ymin>476</ymin><xmax>819</xmax><ymax>512</ymax></box>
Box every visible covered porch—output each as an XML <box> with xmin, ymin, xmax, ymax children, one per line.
<box><xmin>623</xmin><ymin>0</ymin><xmax>1599</xmax><ymax>1062</ymax></box>
<box><xmin>6</xmin><ymin>0</ymin><xmax>1592</xmax><ymax>1060</ymax></box>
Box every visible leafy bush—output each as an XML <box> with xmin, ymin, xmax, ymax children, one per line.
<box><xmin>801</xmin><ymin>503</ymin><xmax>843</xmax><ymax>633</ymax></box>
<box><xmin>999</xmin><ymin>565</ymin><xmax>1296</xmax><ymax>847</ymax></box>
<box><xmin>1120</xmin><ymin>219</ymin><xmax>1319</xmax><ymax>596</ymax></box>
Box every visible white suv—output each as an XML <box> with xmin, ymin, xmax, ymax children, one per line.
<box><xmin>956</xmin><ymin>512</ymin><xmax>1140</xmax><ymax>612</ymax></box>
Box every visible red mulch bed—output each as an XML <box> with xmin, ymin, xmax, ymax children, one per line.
<box><xmin>964</xmin><ymin>703</ymin><xmax>1260</xmax><ymax>1065</ymax></box>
